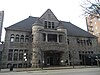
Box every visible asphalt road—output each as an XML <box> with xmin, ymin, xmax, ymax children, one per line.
<box><xmin>0</xmin><ymin>68</ymin><xmax>100</xmax><ymax>75</ymax></box>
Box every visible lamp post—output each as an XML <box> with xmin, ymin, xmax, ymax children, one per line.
<box><xmin>96</xmin><ymin>56</ymin><xmax>99</xmax><ymax>67</ymax></box>
<box><xmin>24</xmin><ymin>53</ymin><xmax>27</xmax><ymax>68</ymax></box>
<box><xmin>60</xmin><ymin>59</ymin><xmax>64</xmax><ymax>66</ymax></box>
<box><xmin>41</xmin><ymin>60</ymin><xmax>44</xmax><ymax>69</ymax></box>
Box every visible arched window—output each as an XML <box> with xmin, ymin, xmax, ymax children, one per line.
<box><xmin>7</xmin><ymin>63</ymin><xmax>12</xmax><ymax>68</ymax></box>
<box><xmin>20</xmin><ymin>35</ymin><xmax>24</xmax><ymax>42</ymax></box>
<box><xmin>25</xmin><ymin>35</ymin><xmax>29</xmax><ymax>42</ymax></box>
<box><xmin>10</xmin><ymin>34</ymin><xmax>14</xmax><ymax>42</ymax></box>
<box><xmin>15</xmin><ymin>34</ymin><xmax>19</xmax><ymax>42</ymax></box>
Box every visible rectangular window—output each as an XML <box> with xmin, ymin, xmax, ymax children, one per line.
<box><xmin>8</xmin><ymin>53</ymin><xmax>13</xmax><ymax>61</ymax></box>
<box><xmin>89</xmin><ymin>39</ymin><xmax>92</xmax><ymax>46</ymax></box>
<box><xmin>48</xmin><ymin>21</ymin><xmax>51</xmax><ymax>28</ymax></box>
<box><xmin>13</xmin><ymin>53</ymin><xmax>18</xmax><ymax>61</ymax></box>
<box><xmin>59</xmin><ymin>35</ymin><xmax>63</xmax><ymax>42</ymax></box>
<box><xmin>87</xmin><ymin>40</ymin><xmax>89</xmax><ymax>46</ymax></box>
<box><xmin>77</xmin><ymin>38</ymin><xmax>80</xmax><ymax>44</ymax></box>
<box><xmin>8</xmin><ymin>49</ymin><xmax>13</xmax><ymax>61</ymax></box>
<box><xmin>44</xmin><ymin>21</ymin><xmax>47</xmax><ymax>28</ymax></box>
<box><xmin>20</xmin><ymin>38</ymin><xmax>24</xmax><ymax>42</ymax></box>
<box><xmin>25</xmin><ymin>38</ymin><xmax>29</xmax><ymax>42</ymax></box>
<box><xmin>48</xmin><ymin>34</ymin><xmax>57</xmax><ymax>42</ymax></box>
<box><xmin>52</xmin><ymin>22</ymin><xmax>54</xmax><ymax>29</ymax></box>
<box><xmin>84</xmin><ymin>40</ymin><xmax>86</xmax><ymax>45</ymax></box>
<box><xmin>79</xmin><ymin>54</ymin><xmax>82</xmax><ymax>60</ymax></box>
<box><xmin>19</xmin><ymin>53</ymin><xmax>23</xmax><ymax>61</ymax></box>
<box><xmin>80</xmin><ymin>40</ymin><xmax>83</xmax><ymax>45</ymax></box>
<box><xmin>67</xmin><ymin>39</ymin><xmax>69</xmax><ymax>45</ymax></box>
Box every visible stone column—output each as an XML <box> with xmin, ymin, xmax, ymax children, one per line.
<box><xmin>31</xmin><ymin>48</ymin><xmax>40</xmax><ymax>68</ymax></box>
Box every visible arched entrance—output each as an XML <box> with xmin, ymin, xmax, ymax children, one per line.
<box><xmin>44</xmin><ymin>50</ymin><xmax>63</xmax><ymax>66</ymax></box>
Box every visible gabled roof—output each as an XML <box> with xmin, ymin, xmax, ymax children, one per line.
<box><xmin>39</xmin><ymin>9</ymin><xmax>59</xmax><ymax>22</ymax></box>
<box><xmin>6</xmin><ymin>16</ymin><xmax>96</xmax><ymax>38</ymax></box>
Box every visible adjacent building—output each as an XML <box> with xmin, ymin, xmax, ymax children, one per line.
<box><xmin>0</xmin><ymin>43</ymin><xmax>3</xmax><ymax>68</ymax></box>
<box><xmin>0</xmin><ymin>11</ymin><xmax>4</xmax><ymax>42</ymax></box>
<box><xmin>86</xmin><ymin>15</ymin><xmax>100</xmax><ymax>50</ymax></box>
<box><xmin>2</xmin><ymin>9</ymin><xmax>99</xmax><ymax>68</ymax></box>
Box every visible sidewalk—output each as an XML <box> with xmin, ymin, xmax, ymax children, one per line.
<box><xmin>0</xmin><ymin>66</ymin><xmax>99</xmax><ymax>72</ymax></box>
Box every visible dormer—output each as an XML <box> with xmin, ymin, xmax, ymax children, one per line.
<box><xmin>39</xmin><ymin>9</ymin><xmax>59</xmax><ymax>29</ymax></box>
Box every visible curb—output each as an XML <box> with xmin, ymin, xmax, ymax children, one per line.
<box><xmin>0</xmin><ymin>66</ymin><xmax>99</xmax><ymax>73</ymax></box>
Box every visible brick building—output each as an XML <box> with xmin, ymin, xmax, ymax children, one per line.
<box><xmin>86</xmin><ymin>15</ymin><xmax>100</xmax><ymax>50</ymax></box>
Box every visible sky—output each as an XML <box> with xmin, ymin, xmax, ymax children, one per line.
<box><xmin>0</xmin><ymin>0</ymin><xmax>87</xmax><ymax>41</ymax></box>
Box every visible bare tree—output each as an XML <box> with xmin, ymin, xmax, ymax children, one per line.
<box><xmin>81</xmin><ymin>0</ymin><xmax>100</xmax><ymax>18</ymax></box>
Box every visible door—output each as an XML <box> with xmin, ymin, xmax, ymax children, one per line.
<box><xmin>46</xmin><ymin>56</ymin><xmax>53</xmax><ymax>66</ymax></box>
<box><xmin>44</xmin><ymin>50</ymin><xmax>63</xmax><ymax>66</ymax></box>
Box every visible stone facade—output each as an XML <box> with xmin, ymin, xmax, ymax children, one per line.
<box><xmin>1</xmin><ymin>9</ymin><xmax>99</xmax><ymax>68</ymax></box>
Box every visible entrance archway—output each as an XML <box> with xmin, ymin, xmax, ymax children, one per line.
<box><xmin>44</xmin><ymin>50</ymin><xmax>63</xmax><ymax>66</ymax></box>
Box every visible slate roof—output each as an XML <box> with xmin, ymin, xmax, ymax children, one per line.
<box><xmin>6</xmin><ymin>16</ymin><xmax>38</xmax><ymax>32</ymax></box>
<box><xmin>6</xmin><ymin>16</ymin><xmax>96</xmax><ymax>38</ymax></box>
<box><xmin>62</xmin><ymin>21</ymin><xmax>96</xmax><ymax>37</ymax></box>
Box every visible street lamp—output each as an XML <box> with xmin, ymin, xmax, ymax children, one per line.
<box><xmin>96</xmin><ymin>56</ymin><xmax>99</xmax><ymax>67</ymax></box>
<box><xmin>61</xmin><ymin>60</ymin><xmax>64</xmax><ymax>63</ymax></box>
<box><xmin>41</xmin><ymin>60</ymin><xmax>44</xmax><ymax>69</ymax></box>
<box><xmin>24</xmin><ymin>53</ymin><xmax>27</xmax><ymax>68</ymax></box>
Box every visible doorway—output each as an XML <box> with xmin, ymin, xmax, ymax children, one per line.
<box><xmin>44</xmin><ymin>50</ymin><xmax>63</xmax><ymax>66</ymax></box>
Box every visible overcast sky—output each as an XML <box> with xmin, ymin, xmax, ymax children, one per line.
<box><xmin>0</xmin><ymin>0</ymin><xmax>87</xmax><ymax>41</ymax></box>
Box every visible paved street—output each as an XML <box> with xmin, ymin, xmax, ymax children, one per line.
<box><xmin>0</xmin><ymin>67</ymin><xmax>100</xmax><ymax>75</ymax></box>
